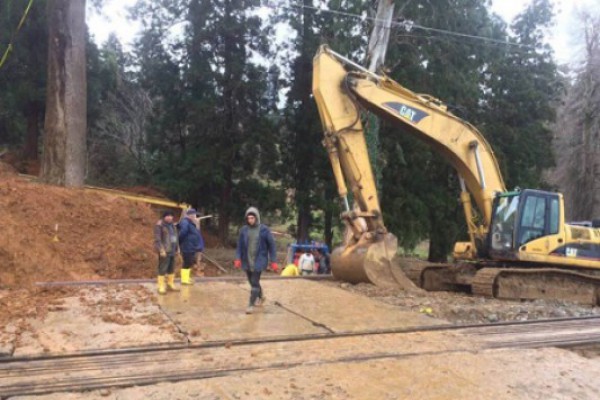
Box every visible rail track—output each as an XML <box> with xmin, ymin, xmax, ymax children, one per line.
<box><xmin>2</xmin><ymin>315</ymin><xmax>600</xmax><ymax>398</ymax></box>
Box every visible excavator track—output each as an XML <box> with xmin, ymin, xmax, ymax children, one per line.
<box><xmin>403</xmin><ymin>262</ymin><xmax>475</xmax><ymax>292</ymax></box>
<box><xmin>404</xmin><ymin>262</ymin><xmax>429</xmax><ymax>287</ymax></box>
<box><xmin>471</xmin><ymin>268</ymin><xmax>502</xmax><ymax>298</ymax></box>
<box><xmin>472</xmin><ymin>267</ymin><xmax>600</xmax><ymax>305</ymax></box>
<box><xmin>403</xmin><ymin>263</ymin><xmax>450</xmax><ymax>291</ymax></box>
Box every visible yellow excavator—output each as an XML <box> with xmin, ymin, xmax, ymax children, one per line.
<box><xmin>313</xmin><ymin>45</ymin><xmax>600</xmax><ymax>304</ymax></box>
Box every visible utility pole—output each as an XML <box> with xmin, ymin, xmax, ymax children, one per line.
<box><xmin>367</xmin><ymin>0</ymin><xmax>395</xmax><ymax>73</ymax></box>
<box><xmin>364</xmin><ymin>0</ymin><xmax>395</xmax><ymax>190</ymax></box>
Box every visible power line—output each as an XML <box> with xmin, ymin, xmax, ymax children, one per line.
<box><xmin>0</xmin><ymin>0</ymin><xmax>36</xmax><ymax>70</ymax></box>
<box><xmin>264</xmin><ymin>1</ymin><xmax>536</xmax><ymax>50</ymax></box>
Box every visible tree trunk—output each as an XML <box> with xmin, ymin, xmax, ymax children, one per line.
<box><xmin>324</xmin><ymin>203</ymin><xmax>333</xmax><ymax>249</ymax></box>
<box><xmin>427</xmin><ymin>218</ymin><xmax>449</xmax><ymax>263</ymax></box>
<box><xmin>41</xmin><ymin>0</ymin><xmax>87</xmax><ymax>187</ymax></box>
<box><xmin>296</xmin><ymin>203</ymin><xmax>311</xmax><ymax>243</ymax></box>
<box><xmin>218</xmin><ymin>166</ymin><xmax>232</xmax><ymax>244</ymax></box>
<box><xmin>293</xmin><ymin>0</ymin><xmax>314</xmax><ymax>243</ymax></box>
<box><xmin>323</xmin><ymin>182</ymin><xmax>335</xmax><ymax>248</ymax></box>
<box><xmin>23</xmin><ymin>103</ymin><xmax>41</xmax><ymax>160</ymax></box>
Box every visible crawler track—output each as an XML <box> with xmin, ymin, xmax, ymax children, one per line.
<box><xmin>472</xmin><ymin>267</ymin><xmax>600</xmax><ymax>304</ymax></box>
<box><xmin>407</xmin><ymin>263</ymin><xmax>600</xmax><ymax>305</ymax></box>
<box><xmin>3</xmin><ymin>316</ymin><xmax>600</xmax><ymax>398</ymax></box>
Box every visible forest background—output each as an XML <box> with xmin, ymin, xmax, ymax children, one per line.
<box><xmin>1</xmin><ymin>0</ymin><xmax>599</xmax><ymax>261</ymax></box>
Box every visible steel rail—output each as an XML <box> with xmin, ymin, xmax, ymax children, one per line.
<box><xmin>0</xmin><ymin>349</ymin><xmax>472</xmax><ymax>398</ymax></box>
<box><xmin>3</xmin><ymin>314</ymin><xmax>600</xmax><ymax>363</ymax></box>
<box><xmin>3</xmin><ymin>316</ymin><xmax>600</xmax><ymax>398</ymax></box>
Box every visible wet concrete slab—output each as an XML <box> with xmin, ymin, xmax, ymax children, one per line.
<box><xmin>0</xmin><ymin>336</ymin><xmax>14</xmax><ymax>357</ymax></box>
<box><xmin>8</xmin><ymin>279</ymin><xmax>443</xmax><ymax>357</ymax></box>
<box><xmin>158</xmin><ymin>279</ymin><xmax>442</xmax><ymax>344</ymax></box>
<box><xmin>157</xmin><ymin>281</ymin><xmax>328</xmax><ymax>343</ymax></box>
<box><xmin>258</xmin><ymin>279</ymin><xmax>444</xmax><ymax>332</ymax></box>
<box><xmin>13</xmin><ymin>286</ymin><xmax>185</xmax><ymax>356</ymax></box>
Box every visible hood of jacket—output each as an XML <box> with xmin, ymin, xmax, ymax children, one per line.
<box><xmin>245</xmin><ymin>207</ymin><xmax>261</xmax><ymax>225</ymax></box>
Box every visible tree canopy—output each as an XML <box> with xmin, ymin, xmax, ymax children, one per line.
<box><xmin>1</xmin><ymin>0</ymin><xmax>579</xmax><ymax>254</ymax></box>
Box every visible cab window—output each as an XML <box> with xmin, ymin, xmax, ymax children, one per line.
<box><xmin>519</xmin><ymin>195</ymin><xmax>546</xmax><ymax>245</ymax></box>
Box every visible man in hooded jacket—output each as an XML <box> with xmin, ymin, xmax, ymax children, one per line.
<box><xmin>234</xmin><ymin>207</ymin><xmax>279</xmax><ymax>314</ymax></box>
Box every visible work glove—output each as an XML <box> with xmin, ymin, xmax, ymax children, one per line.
<box><xmin>270</xmin><ymin>262</ymin><xmax>279</xmax><ymax>273</ymax></box>
<box><xmin>234</xmin><ymin>259</ymin><xmax>242</xmax><ymax>269</ymax></box>
<box><xmin>159</xmin><ymin>250</ymin><xmax>167</xmax><ymax>258</ymax></box>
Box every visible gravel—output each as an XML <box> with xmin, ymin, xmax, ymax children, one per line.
<box><xmin>324</xmin><ymin>281</ymin><xmax>600</xmax><ymax>325</ymax></box>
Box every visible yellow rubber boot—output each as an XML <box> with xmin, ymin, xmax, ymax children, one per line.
<box><xmin>181</xmin><ymin>268</ymin><xmax>194</xmax><ymax>286</ymax></box>
<box><xmin>157</xmin><ymin>276</ymin><xmax>167</xmax><ymax>295</ymax></box>
<box><xmin>167</xmin><ymin>274</ymin><xmax>179</xmax><ymax>291</ymax></box>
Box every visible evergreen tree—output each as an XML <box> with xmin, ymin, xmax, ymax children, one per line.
<box><xmin>133</xmin><ymin>0</ymin><xmax>283</xmax><ymax>242</ymax></box>
<box><xmin>279</xmin><ymin>0</ymin><xmax>368</xmax><ymax>243</ymax></box>
<box><xmin>193</xmin><ymin>0</ymin><xmax>283</xmax><ymax>241</ymax></box>
<box><xmin>380</xmin><ymin>0</ymin><xmax>502</xmax><ymax>260</ymax></box>
<box><xmin>377</xmin><ymin>0</ymin><xmax>559</xmax><ymax>260</ymax></box>
<box><xmin>482</xmin><ymin>0</ymin><xmax>561</xmax><ymax>190</ymax></box>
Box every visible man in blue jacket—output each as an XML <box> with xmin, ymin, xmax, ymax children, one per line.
<box><xmin>178</xmin><ymin>208</ymin><xmax>205</xmax><ymax>285</ymax></box>
<box><xmin>234</xmin><ymin>207</ymin><xmax>279</xmax><ymax>314</ymax></box>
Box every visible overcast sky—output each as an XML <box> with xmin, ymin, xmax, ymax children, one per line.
<box><xmin>87</xmin><ymin>0</ymin><xmax>598</xmax><ymax>66</ymax></box>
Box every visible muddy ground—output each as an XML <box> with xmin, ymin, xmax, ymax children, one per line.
<box><xmin>4</xmin><ymin>279</ymin><xmax>600</xmax><ymax>400</ymax></box>
<box><xmin>206</xmin><ymin>247</ymin><xmax>600</xmax><ymax>325</ymax></box>
<box><xmin>13</xmin><ymin>347</ymin><xmax>600</xmax><ymax>400</ymax></box>
<box><xmin>329</xmin><ymin>280</ymin><xmax>600</xmax><ymax>324</ymax></box>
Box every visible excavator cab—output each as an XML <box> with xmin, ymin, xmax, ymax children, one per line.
<box><xmin>489</xmin><ymin>189</ymin><xmax>562</xmax><ymax>258</ymax></box>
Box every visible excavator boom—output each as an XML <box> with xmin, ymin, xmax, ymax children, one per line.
<box><xmin>313</xmin><ymin>46</ymin><xmax>420</xmax><ymax>289</ymax></box>
<box><xmin>313</xmin><ymin>45</ymin><xmax>505</xmax><ymax>286</ymax></box>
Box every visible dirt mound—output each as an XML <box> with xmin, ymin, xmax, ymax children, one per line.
<box><xmin>0</xmin><ymin>174</ymin><xmax>158</xmax><ymax>286</ymax></box>
<box><xmin>0</xmin><ymin>166</ymin><xmax>221</xmax><ymax>287</ymax></box>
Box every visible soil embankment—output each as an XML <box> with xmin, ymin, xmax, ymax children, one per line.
<box><xmin>1</xmin><ymin>164</ymin><xmax>159</xmax><ymax>286</ymax></box>
<box><xmin>0</xmin><ymin>162</ymin><xmax>221</xmax><ymax>333</ymax></box>
<box><xmin>0</xmin><ymin>162</ymin><xmax>224</xmax><ymax>287</ymax></box>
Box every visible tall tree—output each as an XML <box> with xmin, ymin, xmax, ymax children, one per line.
<box><xmin>279</xmin><ymin>0</ymin><xmax>320</xmax><ymax>242</ymax></box>
<box><xmin>374</xmin><ymin>0</ymin><xmax>560</xmax><ymax>260</ymax></box>
<box><xmin>41</xmin><ymin>0</ymin><xmax>87</xmax><ymax>187</ymax></box>
<box><xmin>133</xmin><ymin>0</ymin><xmax>283</xmax><ymax>242</ymax></box>
<box><xmin>180</xmin><ymin>0</ymin><xmax>282</xmax><ymax>241</ymax></box>
<box><xmin>550</xmin><ymin>11</ymin><xmax>600</xmax><ymax>220</ymax></box>
<box><xmin>481</xmin><ymin>0</ymin><xmax>561</xmax><ymax>190</ymax></box>
<box><xmin>379</xmin><ymin>0</ymin><xmax>503</xmax><ymax>260</ymax></box>
<box><xmin>280</xmin><ymin>0</ymin><xmax>368</xmax><ymax>243</ymax></box>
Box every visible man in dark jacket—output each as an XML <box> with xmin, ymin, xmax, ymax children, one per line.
<box><xmin>234</xmin><ymin>207</ymin><xmax>278</xmax><ymax>314</ymax></box>
<box><xmin>178</xmin><ymin>208</ymin><xmax>205</xmax><ymax>285</ymax></box>
<box><xmin>154</xmin><ymin>211</ymin><xmax>179</xmax><ymax>294</ymax></box>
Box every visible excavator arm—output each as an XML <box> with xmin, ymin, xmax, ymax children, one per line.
<box><xmin>313</xmin><ymin>46</ymin><xmax>506</xmax><ymax>286</ymax></box>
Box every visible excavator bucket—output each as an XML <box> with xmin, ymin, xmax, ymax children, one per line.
<box><xmin>331</xmin><ymin>233</ymin><xmax>421</xmax><ymax>291</ymax></box>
